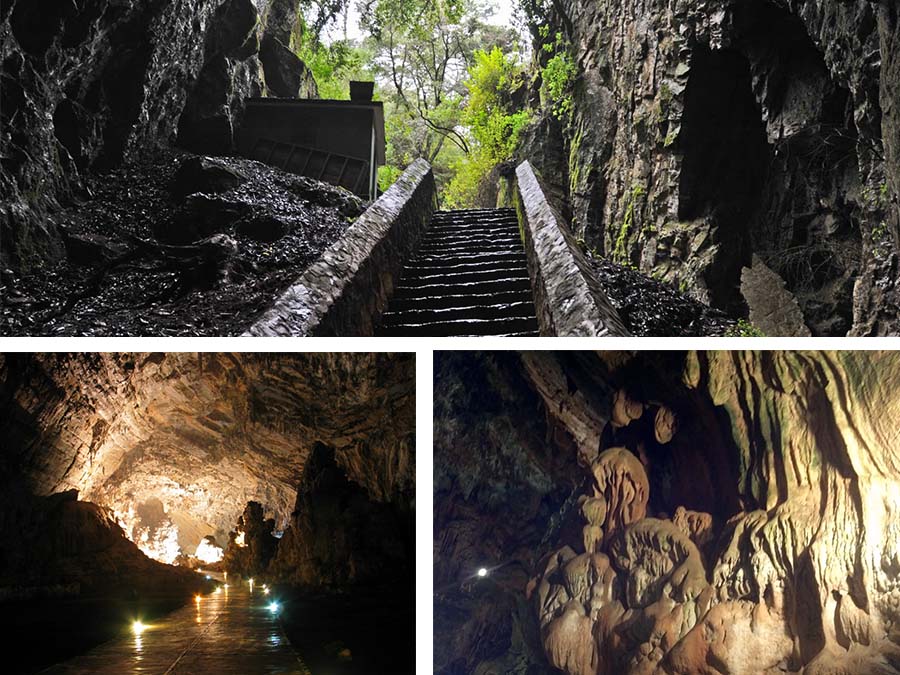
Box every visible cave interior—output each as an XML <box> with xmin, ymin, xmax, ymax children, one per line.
<box><xmin>434</xmin><ymin>350</ymin><xmax>900</xmax><ymax>675</ymax></box>
<box><xmin>0</xmin><ymin>352</ymin><xmax>415</xmax><ymax>675</ymax></box>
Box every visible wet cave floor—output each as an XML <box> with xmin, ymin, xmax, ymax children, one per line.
<box><xmin>3</xmin><ymin>582</ymin><xmax>413</xmax><ymax>675</ymax></box>
<box><xmin>1</xmin><ymin>150</ymin><xmax>356</xmax><ymax>336</ymax></box>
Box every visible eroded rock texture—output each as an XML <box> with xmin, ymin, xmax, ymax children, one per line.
<box><xmin>0</xmin><ymin>352</ymin><xmax>415</xmax><ymax>565</ymax></box>
<box><xmin>522</xmin><ymin>0</ymin><xmax>900</xmax><ymax>335</ymax></box>
<box><xmin>434</xmin><ymin>351</ymin><xmax>900</xmax><ymax>674</ymax></box>
<box><xmin>0</xmin><ymin>0</ymin><xmax>316</xmax><ymax>275</ymax></box>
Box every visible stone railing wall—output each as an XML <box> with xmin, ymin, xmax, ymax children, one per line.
<box><xmin>515</xmin><ymin>161</ymin><xmax>630</xmax><ymax>337</ymax></box>
<box><xmin>245</xmin><ymin>158</ymin><xmax>436</xmax><ymax>336</ymax></box>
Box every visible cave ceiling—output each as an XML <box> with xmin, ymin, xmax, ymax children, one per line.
<box><xmin>0</xmin><ymin>352</ymin><xmax>415</xmax><ymax>560</ymax></box>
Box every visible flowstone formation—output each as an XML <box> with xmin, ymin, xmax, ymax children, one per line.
<box><xmin>434</xmin><ymin>351</ymin><xmax>900</xmax><ymax>674</ymax></box>
<box><xmin>533</xmin><ymin>356</ymin><xmax>900</xmax><ymax>675</ymax></box>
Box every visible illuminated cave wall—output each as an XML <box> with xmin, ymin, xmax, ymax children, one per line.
<box><xmin>434</xmin><ymin>351</ymin><xmax>900</xmax><ymax>675</ymax></box>
<box><xmin>0</xmin><ymin>353</ymin><xmax>415</xmax><ymax>564</ymax></box>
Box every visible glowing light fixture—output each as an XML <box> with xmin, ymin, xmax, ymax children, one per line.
<box><xmin>214</xmin><ymin>586</ymin><xmax>222</xmax><ymax>594</ymax></box>
<box><xmin>268</xmin><ymin>602</ymin><xmax>280</xmax><ymax>614</ymax></box>
<box><xmin>264</xmin><ymin>587</ymin><xmax>270</xmax><ymax>595</ymax></box>
<box><xmin>132</xmin><ymin>620</ymin><xmax>147</xmax><ymax>635</ymax></box>
<box><xmin>195</xmin><ymin>594</ymin><xmax>202</xmax><ymax>605</ymax></box>
<box><xmin>477</xmin><ymin>567</ymin><xmax>488</xmax><ymax>577</ymax></box>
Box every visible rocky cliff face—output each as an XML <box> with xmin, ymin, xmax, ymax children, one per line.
<box><xmin>522</xmin><ymin>0</ymin><xmax>900</xmax><ymax>335</ymax></box>
<box><xmin>270</xmin><ymin>442</ymin><xmax>412</xmax><ymax>587</ymax></box>
<box><xmin>434</xmin><ymin>350</ymin><xmax>900</xmax><ymax>674</ymax></box>
<box><xmin>0</xmin><ymin>0</ymin><xmax>316</xmax><ymax>275</ymax></box>
<box><xmin>0</xmin><ymin>352</ymin><xmax>415</xmax><ymax>564</ymax></box>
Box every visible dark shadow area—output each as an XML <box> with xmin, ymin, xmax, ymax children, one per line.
<box><xmin>279</xmin><ymin>586</ymin><xmax>414</xmax><ymax>675</ymax></box>
<box><xmin>3</xmin><ymin>593</ymin><xmax>196</xmax><ymax>675</ymax></box>
<box><xmin>677</xmin><ymin>46</ymin><xmax>770</xmax><ymax>314</ymax></box>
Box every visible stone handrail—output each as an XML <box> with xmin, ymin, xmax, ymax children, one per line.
<box><xmin>245</xmin><ymin>158</ymin><xmax>436</xmax><ymax>336</ymax></box>
<box><xmin>515</xmin><ymin>161</ymin><xmax>630</xmax><ymax>337</ymax></box>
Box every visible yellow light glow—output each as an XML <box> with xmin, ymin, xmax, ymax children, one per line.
<box><xmin>132</xmin><ymin>621</ymin><xmax>147</xmax><ymax>635</ymax></box>
<box><xmin>214</xmin><ymin>587</ymin><xmax>222</xmax><ymax>594</ymax></box>
<box><xmin>264</xmin><ymin>588</ymin><xmax>270</xmax><ymax>595</ymax></box>
<box><xmin>195</xmin><ymin>595</ymin><xmax>202</xmax><ymax>605</ymax></box>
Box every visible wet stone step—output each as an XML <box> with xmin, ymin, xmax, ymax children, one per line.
<box><xmin>376</xmin><ymin>207</ymin><xmax>539</xmax><ymax>337</ymax></box>
<box><xmin>403</xmin><ymin>260</ymin><xmax>528</xmax><ymax>276</ymax></box>
<box><xmin>394</xmin><ymin>276</ymin><xmax>533</xmax><ymax>296</ymax></box>
<box><xmin>377</xmin><ymin>315</ymin><xmax>539</xmax><ymax>337</ymax></box>
<box><xmin>381</xmin><ymin>301</ymin><xmax>537</xmax><ymax>325</ymax></box>
<box><xmin>415</xmin><ymin>242</ymin><xmax>523</xmax><ymax>256</ymax></box>
<box><xmin>399</xmin><ymin>268</ymin><xmax>531</xmax><ymax>286</ymax></box>
<box><xmin>411</xmin><ymin>251</ymin><xmax>527</xmax><ymax>266</ymax></box>
<box><xmin>386</xmin><ymin>289</ymin><xmax>533</xmax><ymax>311</ymax></box>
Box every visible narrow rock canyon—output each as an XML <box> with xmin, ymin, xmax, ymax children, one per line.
<box><xmin>0</xmin><ymin>352</ymin><xmax>414</xmax><ymax>674</ymax></box>
<box><xmin>434</xmin><ymin>351</ymin><xmax>900</xmax><ymax>674</ymax></box>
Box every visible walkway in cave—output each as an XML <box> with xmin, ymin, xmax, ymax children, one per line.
<box><xmin>376</xmin><ymin>208</ymin><xmax>539</xmax><ymax>336</ymax></box>
<box><xmin>40</xmin><ymin>584</ymin><xmax>307</xmax><ymax>675</ymax></box>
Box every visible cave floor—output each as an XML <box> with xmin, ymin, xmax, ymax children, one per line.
<box><xmin>39</xmin><ymin>585</ymin><xmax>307</xmax><ymax>674</ymax></box>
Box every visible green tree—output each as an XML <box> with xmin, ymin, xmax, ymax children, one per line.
<box><xmin>360</xmin><ymin>0</ymin><xmax>518</xmax><ymax>197</ymax></box>
<box><xmin>444</xmin><ymin>45</ymin><xmax>528</xmax><ymax>206</ymax></box>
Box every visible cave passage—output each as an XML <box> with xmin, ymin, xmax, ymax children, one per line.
<box><xmin>0</xmin><ymin>352</ymin><xmax>415</xmax><ymax>675</ymax></box>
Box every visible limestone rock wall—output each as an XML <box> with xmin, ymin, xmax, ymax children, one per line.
<box><xmin>0</xmin><ymin>352</ymin><xmax>415</xmax><ymax>561</ymax></box>
<box><xmin>434</xmin><ymin>350</ymin><xmax>900</xmax><ymax>674</ymax></box>
<box><xmin>522</xmin><ymin>0</ymin><xmax>900</xmax><ymax>335</ymax></box>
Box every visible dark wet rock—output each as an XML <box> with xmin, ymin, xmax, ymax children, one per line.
<box><xmin>584</xmin><ymin>252</ymin><xmax>736</xmax><ymax>336</ymax></box>
<box><xmin>259</xmin><ymin>35</ymin><xmax>318</xmax><ymax>98</ymax></box>
<box><xmin>0</xmin><ymin>0</ymin><xmax>323</xmax><ymax>278</ymax></box>
<box><xmin>0</xmin><ymin>0</ymin><xmax>259</xmax><ymax>274</ymax></box>
<box><xmin>60</xmin><ymin>227</ymin><xmax>130</xmax><ymax>268</ymax></box>
<box><xmin>0</xmin><ymin>150</ymin><xmax>356</xmax><ymax>336</ymax></box>
<box><xmin>170</xmin><ymin>155</ymin><xmax>249</xmax><ymax>201</ymax></box>
<box><xmin>162</xmin><ymin>194</ymin><xmax>254</xmax><ymax>244</ymax></box>
<box><xmin>520</xmin><ymin>0</ymin><xmax>900</xmax><ymax>334</ymax></box>
<box><xmin>222</xmin><ymin>501</ymin><xmax>279</xmax><ymax>578</ymax></box>
<box><xmin>269</xmin><ymin>443</ymin><xmax>412</xmax><ymax>587</ymax></box>
<box><xmin>236</xmin><ymin>214</ymin><xmax>287</xmax><ymax>242</ymax></box>
<box><xmin>176</xmin><ymin>0</ymin><xmax>263</xmax><ymax>155</ymax></box>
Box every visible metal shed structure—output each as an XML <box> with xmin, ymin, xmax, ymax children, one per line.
<box><xmin>236</xmin><ymin>97</ymin><xmax>386</xmax><ymax>200</ymax></box>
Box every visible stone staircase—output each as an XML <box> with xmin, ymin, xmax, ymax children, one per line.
<box><xmin>376</xmin><ymin>208</ymin><xmax>540</xmax><ymax>336</ymax></box>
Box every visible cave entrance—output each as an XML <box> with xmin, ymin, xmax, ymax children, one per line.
<box><xmin>677</xmin><ymin>46</ymin><xmax>770</xmax><ymax>315</ymax></box>
<box><xmin>678</xmin><ymin>0</ymin><xmax>862</xmax><ymax>334</ymax></box>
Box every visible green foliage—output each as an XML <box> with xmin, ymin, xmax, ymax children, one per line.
<box><xmin>377</xmin><ymin>164</ymin><xmax>403</xmax><ymax>192</ymax></box>
<box><xmin>355</xmin><ymin>0</ymin><xmax>521</xmax><ymax>202</ymax></box>
<box><xmin>539</xmin><ymin>27</ymin><xmax>575</xmax><ymax>122</ymax></box>
<box><xmin>725</xmin><ymin>319</ymin><xmax>766</xmax><ymax>337</ymax></box>
<box><xmin>296</xmin><ymin>36</ymin><xmax>375</xmax><ymax>100</ymax></box>
<box><xmin>613</xmin><ymin>183</ymin><xmax>646</xmax><ymax>263</ymax></box>
<box><xmin>463</xmin><ymin>47</ymin><xmax>530</xmax><ymax>162</ymax></box>
<box><xmin>444</xmin><ymin>45</ymin><xmax>530</xmax><ymax>206</ymax></box>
